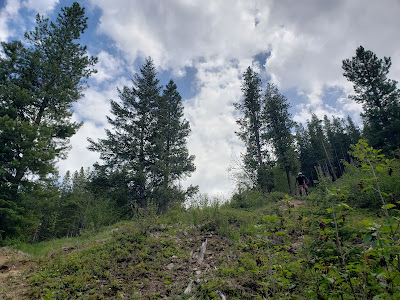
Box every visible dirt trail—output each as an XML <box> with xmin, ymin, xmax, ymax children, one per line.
<box><xmin>0</xmin><ymin>248</ymin><xmax>36</xmax><ymax>300</ymax></box>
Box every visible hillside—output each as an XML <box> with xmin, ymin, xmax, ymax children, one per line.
<box><xmin>1</xmin><ymin>186</ymin><xmax>399</xmax><ymax>299</ymax></box>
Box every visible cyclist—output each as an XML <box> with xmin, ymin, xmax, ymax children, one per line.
<box><xmin>296</xmin><ymin>172</ymin><xmax>309</xmax><ymax>196</ymax></box>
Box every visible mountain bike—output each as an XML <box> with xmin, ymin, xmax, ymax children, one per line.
<box><xmin>298</xmin><ymin>184</ymin><xmax>307</xmax><ymax>197</ymax></box>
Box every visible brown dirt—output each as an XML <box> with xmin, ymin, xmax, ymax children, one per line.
<box><xmin>0</xmin><ymin>248</ymin><xmax>36</xmax><ymax>300</ymax></box>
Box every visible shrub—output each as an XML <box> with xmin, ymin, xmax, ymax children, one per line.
<box><xmin>230</xmin><ymin>190</ymin><xmax>267</xmax><ymax>209</ymax></box>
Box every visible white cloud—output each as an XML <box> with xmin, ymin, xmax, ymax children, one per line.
<box><xmin>0</xmin><ymin>0</ymin><xmax>21</xmax><ymax>42</ymax></box>
<box><xmin>22</xmin><ymin>0</ymin><xmax>59</xmax><ymax>15</ymax></box>
<box><xmin>92</xmin><ymin>0</ymin><xmax>268</xmax><ymax>70</ymax></box>
<box><xmin>91</xmin><ymin>51</ymin><xmax>126</xmax><ymax>84</ymax></box>
<box><xmin>57</xmin><ymin>121</ymin><xmax>105</xmax><ymax>176</ymax></box>
<box><xmin>183</xmin><ymin>59</ymin><xmax>244</xmax><ymax>197</ymax></box>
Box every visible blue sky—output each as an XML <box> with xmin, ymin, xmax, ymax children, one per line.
<box><xmin>1</xmin><ymin>0</ymin><xmax>400</xmax><ymax>198</ymax></box>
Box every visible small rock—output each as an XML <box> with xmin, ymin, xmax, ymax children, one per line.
<box><xmin>166</xmin><ymin>263</ymin><xmax>174</xmax><ymax>270</ymax></box>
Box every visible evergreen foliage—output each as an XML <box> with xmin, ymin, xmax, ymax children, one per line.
<box><xmin>152</xmin><ymin>80</ymin><xmax>196</xmax><ymax>211</ymax></box>
<box><xmin>234</xmin><ymin>67</ymin><xmax>271</xmax><ymax>191</ymax></box>
<box><xmin>342</xmin><ymin>46</ymin><xmax>400</xmax><ymax>153</ymax></box>
<box><xmin>89</xmin><ymin>58</ymin><xmax>195</xmax><ymax>213</ymax></box>
<box><xmin>295</xmin><ymin>114</ymin><xmax>361</xmax><ymax>185</ymax></box>
<box><xmin>262</xmin><ymin>83</ymin><xmax>298</xmax><ymax>194</ymax></box>
<box><xmin>0</xmin><ymin>2</ymin><xmax>97</xmax><ymax>242</ymax></box>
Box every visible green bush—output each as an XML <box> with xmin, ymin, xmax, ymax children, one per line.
<box><xmin>230</xmin><ymin>190</ymin><xmax>267</xmax><ymax>209</ymax></box>
<box><xmin>268</xmin><ymin>191</ymin><xmax>286</xmax><ymax>202</ymax></box>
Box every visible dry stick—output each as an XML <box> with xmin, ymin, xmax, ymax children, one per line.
<box><xmin>197</xmin><ymin>239</ymin><xmax>207</xmax><ymax>265</ymax></box>
<box><xmin>184</xmin><ymin>280</ymin><xmax>193</xmax><ymax>295</ymax></box>
<box><xmin>185</xmin><ymin>239</ymin><xmax>208</xmax><ymax>296</ymax></box>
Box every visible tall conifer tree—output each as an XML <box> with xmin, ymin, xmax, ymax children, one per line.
<box><xmin>151</xmin><ymin>80</ymin><xmax>196</xmax><ymax>210</ymax></box>
<box><xmin>89</xmin><ymin>58</ymin><xmax>160</xmax><ymax>209</ymax></box>
<box><xmin>262</xmin><ymin>83</ymin><xmax>298</xmax><ymax>194</ymax></box>
<box><xmin>342</xmin><ymin>46</ymin><xmax>400</xmax><ymax>152</ymax></box>
<box><xmin>234</xmin><ymin>67</ymin><xmax>270</xmax><ymax>190</ymax></box>
<box><xmin>89</xmin><ymin>59</ymin><xmax>195</xmax><ymax>211</ymax></box>
<box><xmin>0</xmin><ymin>3</ymin><xmax>97</xmax><ymax>241</ymax></box>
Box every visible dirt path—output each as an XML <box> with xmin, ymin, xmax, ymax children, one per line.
<box><xmin>0</xmin><ymin>248</ymin><xmax>36</xmax><ymax>300</ymax></box>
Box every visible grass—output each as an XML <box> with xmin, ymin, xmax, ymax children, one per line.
<box><xmin>11</xmin><ymin>225</ymin><xmax>115</xmax><ymax>257</ymax></box>
<box><xmin>3</xmin><ymin>181</ymin><xmax>399</xmax><ymax>299</ymax></box>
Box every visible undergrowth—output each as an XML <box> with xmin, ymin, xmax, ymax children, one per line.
<box><xmin>5</xmin><ymin>141</ymin><xmax>400</xmax><ymax>299</ymax></box>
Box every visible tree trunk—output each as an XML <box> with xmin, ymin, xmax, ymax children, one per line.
<box><xmin>322</xmin><ymin>141</ymin><xmax>337</xmax><ymax>181</ymax></box>
<box><xmin>285</xmin><ymin>166</ymin><xmax>293</xmax><ymax>195</ymax></box>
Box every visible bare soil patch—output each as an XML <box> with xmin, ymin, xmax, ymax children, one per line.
<box><xmin>0</xmin><ymin>247</ymin><xmax>36</xmax><ymax>300</ymax></box>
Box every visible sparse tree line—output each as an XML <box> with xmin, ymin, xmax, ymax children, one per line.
<box><xmin>1</xmin><ymin>2</ymin><xmax>399</xmax><ymax>244</ymax></box>
<box><xmin>233</xmin><ymin>45</ymin><xmax>400</xmax><ymax>196</ymax></box>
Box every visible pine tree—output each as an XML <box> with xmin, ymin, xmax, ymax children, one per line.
<box><xmin>0</xmin><ymin>3</ymin><xmax>97</xmax><ymax>242</ymax></box>
<box><xmin>295</xmin><ymin>123</ymin><xmax>312</xmax><ymax>176</ymax></box>
<box><xmin>342</xmin><ymin>46</ymin><xmax>400</xmax><ymax>153</ymax></box>
<box><xmin>307</xmin><ymin>114</ymin><xmax>337</xmax><ymax>180</ymax></box>
<box><xmin>345</xmin><ymin>115</ymin><xmax>361</xmax><ymax>146</ymax></box>
<box><xmin>151</xmin><ymin>80</ymin><xmax>196</xmax><ymax>210</ymax></box>
<box><xmin>234</xmin><ymin>67</ymin><xmax>271</xmax><ymax>190</ymax></box>
<box><xmin>89</xmin><ymin>59</ymin><xmax>195</xmax><ymax>212</ymax></box>
<box><xmin>262</xmin><ymin>83</ymin><xmax>298</xmax><ymax>194</ymax></box>
<box><xmin>89</xmin><ymin>57</ymin><xmax>160</xmax><ymax>210</ymax></box>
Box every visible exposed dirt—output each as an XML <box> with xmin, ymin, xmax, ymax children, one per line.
<box><xmin>0</xmin><ymin>248</ymin><xmax>36</xmax><ymax>300</ymax></box>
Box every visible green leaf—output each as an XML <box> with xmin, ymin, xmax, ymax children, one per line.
<box><xmin>376</xmin><ymin>166</ymin><xmax>383</xmax><ymax>172</ymax></box>
<box><xmin>361</xmin><ymin>186</ymin><xmax>373</xmax><ymax>193</ymax></box>
<box><xmin>337</xmin><ymin>203</ymin><xmax>352</xmax><ymax>210</ymax></box>
<box><xmin>371</xmin><ymin>239</ymin><xmax>378</xmax><ymax>250</ymax></box>
<box><xmin>383</xmin><ymin>204</ymin><xmax>396</xmax><ymax>210</ymax></box>
<box><xmin>383</xmin><ymin>251</ymin><xmax>390</xmax><ymax>260</ymax></box>
<box><xmin>326</xmin><ymin>277</ymin><xmax>335</xmax><ymax>284</ymax></box>
<box><xmin>263</xmin><ymin>215</ymin><xmax>280</xmax><ymax>222</ymax></box>
<box><xmin>363</xmin><ymin>233</ymin><xmax>372</xmax><ymax>244</ymax></box>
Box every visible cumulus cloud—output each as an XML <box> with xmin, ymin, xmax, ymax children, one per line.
<box><xmin>183</xmin><ymin>59</ymin><xmax>245</xmax><ymax>196</ymax></box>
<box><xmin>91</xmin><ymin>51</ymin><xmax>126</xmax><ymax>84</ymax></box>
<box><xmin>22</xmin><ymin>0</ymin><xmax>59</xmax><ymax>15</ymax></box>
<box><xmin>263</xmin><ymin>0</ymin><xmax>400</xmax><ymax>119</ymax></box>
<box><xmin>92</xmin><ymin>0</ymin><xmax>268</xmax><ymax>69</ymax></box>
<box><xmin>0</xmin><ymin>0</ymin><xmax>21</xmax><ymax>41</ymax></box>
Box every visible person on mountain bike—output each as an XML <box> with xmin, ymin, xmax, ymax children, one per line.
<box><xmin>296</xmin><ymin>172</ymin><xmax>309</xmax><ymax>196</ymax></box>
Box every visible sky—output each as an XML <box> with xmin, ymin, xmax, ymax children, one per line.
<box><xmin>1</xmin><ymin>0</ymin><xmax>400</xmax><ymax>198</ymax></box>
